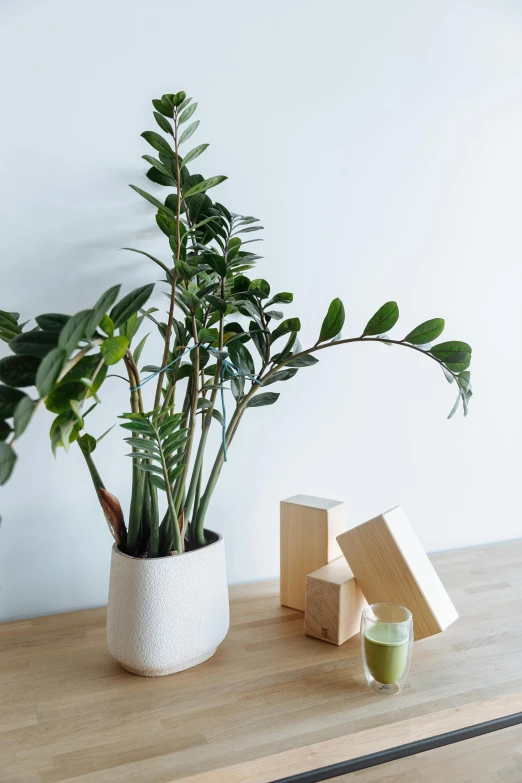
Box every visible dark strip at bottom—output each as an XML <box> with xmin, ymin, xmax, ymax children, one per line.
<box><xmin>272</xmin><ymin>711</ymin><xmax>522</xmax><ymax>783</ymax></box>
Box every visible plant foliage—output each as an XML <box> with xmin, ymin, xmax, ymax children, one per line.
<box><xmin>0</xmin><ymin>90</ymin><xmax>474</xmax><ymax>557</ymax></box>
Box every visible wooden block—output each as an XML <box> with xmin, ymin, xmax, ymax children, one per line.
<box><xmin>280</xmin><ymin>494</ymin><xmax>346</xmax><ymax>611</ymax></box>
<box><xmin>305</xmin><ymin>558</ymin><xmax>367</xmax><ymax>645</ymax></box>
<box><xmin>336</xmin><ymin>506</ymin><xmax>458</xmax><ymax>641</ymax></box>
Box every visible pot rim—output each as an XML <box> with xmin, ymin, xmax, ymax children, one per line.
<box><xmin>111</xmin><ymin>529</ymin><xmax>223</xmax><ymax>564</ymax></box>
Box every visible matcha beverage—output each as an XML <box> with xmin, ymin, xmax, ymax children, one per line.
<box><xmin>361</xmin><ymin>604</ymin><xmax>413</xmax><ymax>694</ymax></box>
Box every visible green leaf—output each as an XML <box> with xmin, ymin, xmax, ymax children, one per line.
<box><xmin>119</xmin><ymin>312</ymin><xmax>138</xmax><ymax>343</ymax></box>
<box><xmin>247</xmin><ymin>392</ymin><xmax>280</xmax><ymax>408</ymax></box>
<box><xmin>152</xmin><ymin>97</ymin><xmax>174</xmax><ymax>118</ymax></box>
<box><xmin>0</xmin><ymin>311</ymin><xmax>21</xmax><ymax>344</ymax></box>
<box><xmin>129</xmin><ymin>185</ymin><xmax>176</xmax><ymax>219</ymax></box>
<box><xmin>174</xmin><ymin>362</ymin><xmax>194</xmax><ymax>381</ymax></box>
<box><xmin>35</xmin><ymin>347</ymin><xmax>66</xmax><ymax>397</ymax></box>
<box><xmin>0</xmin><ymin>442</ymin><xmax>16</xmax><ymax>485</ymax></box>
<box><xmin>136</xmin><ymin>463</ymin><xmax>165</xmax><ymax>476</ymax></box>
<box><xmin>121</xmin><ymin>247</ymin><xmax>170</xmax><ymax>276</ymax></box>
<box><xmin>10</xmin><ymin>330</ymin><xmax>59</xmax><ymax>358</ymax></box>
<box><xmin>227</xmin><ymin>341</ymin><xmax>255</xmax><ymax>375</ymax></box>
<box><xmin>146</xmin><ymin>167</ymin><xmax>176</xmax><ymax>187</ymax></box>
<box><xmin>50</xmin><ymin>411</ymin><xmax>81</xmax><ymax>453</ymax></box>
<box><xmin>13</xmin><ymin>396</ymin><xmax>36</xmax><ymax>438</ymax></box>
<box><xmin>263</xmin><ymin>368</ymin><xmax>298</xmax><ymax>385</ymax></box>
<box><xmin>0</xmin><ymin>385</ymin><xmax>27</xmax><ymax>418</ymax></box>
<box><xmin>266</xmin><ymin>292</ymin><xmax>293</xmax><ymax>307</ymax></box>
<box><xmin>181</xmin><ymin>143</ymin><xmax>209</xmax><ymax>168</ymax></box>
<box><xmin>441</xmin><ymin>365</ymin><xmax>454</xmax><ymax>384</ymax></box>
<box><xmin>100</xmin><ymin>335</ymin><xmax>129</xmax><ymax>365</ymax></box>
<box><xmin>142</xmin><ymin>155</ymin><xmax>173</xmax><ymax>179</ymax></box>
<box><xmin>430</xmin><ymin>341</ymin><xmax>472</xmax><ymax>372</ymax></box>
<box><xmin>203</xmin><ymin>253</ymin><xmax>227</xmax><ymax>278</ymax></box>
<box><xmin>149</xmin><ymin>474</ymin><xmax>167</xmax><ymax>492</ymax></box>
<box><xmin>198</xmin><ymin>327</ymin><xmax>219</xmax><ymax>344</ymax></box>
<box><xmin>318</xmin><ymin>298</ymin><xmax>345</xmax><ymax>343</ymax></box>
<box><xmin>45</xmin><ymin>381</ymin><xmax>86</xmax><ymax>415</ymax></box>
<box><xmin>271</xmin><ymin>332</ymin><xmax>298</xmax><ymax>364</ymax></box>
<box><xmin>184</xmin><ymin>175</ymin><xmax>227</xmax><ymax>198</ymax></box>
<box><xmin>457</xmin><ymin>370</ymin><xmax>471</xmax><ymax>392</ymax></box>
<box><xmin>85</xmin><ymin>285</ymin><xmax>121</xmax><ymax>339</ymax></box>
<box><xmin>233</xmin><ymin>275</ymin><xmax>250</xmax><ymax>292</ymax></box>
<box><xmin>172</xmin><ymin>90</ymin><xmax>186</xmax><ymax>110</ymax></box>
<box><xmin>205</xmin><ymin>294</ymin><xmax>227</xmax><ymax>314</ymax></box>
<box><xmin>141</xmin><ymin>131</ymin><xmax>174</xmax><ymax>157</ymax></box>
<box><xmin>177</xmin><ymin>95</ymin><xmax>191</xmax><ymax>110</ymax></box>
<box><xmin>231</xmin><ymin>374</ymin><xmax>244</xmax><ymax>401</ymax></box>
<box><xmin>0</xmin><ymin>310</ymin><xmax>20</xmax><ymax>331</ymax></box>
<box><xmin>120</xmin><ymin>421</ymin><xmax>155</xmax><ymax>435</ymax></box>
<box><xmin>211</xmin><ymin>408</ymin><xmax>224</xmax><ymax>426</ymax></box>
<box><xmin>110</xmin><ymin>284</ymin><xmax>155</xmax><ymax>329</ymax></box>
<box><xmin>287</xmin><ymin>353</ymin><xmax>319</xmax><ymax>368</ymax></box>
<box><xmin>270</xmin><ymin>318</ymin><xmax>301</xmax><ymax>344</ymax></box>
<box><xmin>265</xmin><ymin>310</ymin><xmax>283</xmax><ymax>320</ymax></box>
<box><xmin>447</xmin><ymin>394</ymin><xmax>461</xmax><ymax>420</ymax></box>
<box><xmin>57</xmin><ymin>354</ymin><xmax>103</xmax><ymax>387</ymax></box>
<box><xmin>178</xmin><ymin>120</ymin><xmax>200</xmax><ymax>145</ymax></box>
<box><xmin>363</xmin><ymin>302</ymin><xmax>399</xmax><ymax>336</ymax></box>
<box><xmin>249</xmin><ymin>279</ymin><xmax>270</xmax><ymax>298</ymax></box>
<box><xmin>0</xmin><ymin>420</ymin><xmax>12</xmax><ymax>440</ymax></box>
<box><xmin>404</xmin><ymin>318</ymin><xmax>445</xmax><ymax>345</ymax></box>
<box><xmin>156</xmin><ymin>212</ymin><xmax>176</xmax><ymax>237</ymax></box>
<box><xmin>249</xmin><ymin>322</ymin><xmax>268</xmax><ymax>359</ymax></box>
<box><xmin>133</xmin><ymin>333</ymin><xmax>149</xmax><ymax>367</ymax></box>
<box><xmin>153</xmin><ymin>111</ymin><xmax>173</xmax><ymax>135</ymax></box>
<box><xmin>78</xmin><ymin>433</ymin><xmax>97</xmax><ymax>454</ymax></box>
<box><xmin>35</xmin><ymin>313</ymin><xmax>70</xmax><ymax>333</ymax></box>
<box><xmin>58</xmin><ymin>310</ymin><xmax>92</xmax><ymax>354</ymax></box>
<box><xmin>99</xmin><ymin>314</ymin><xmax>114</xmax><ymax>337</ymax></box>
<box><xmin>178</xmin><ymin>102</ymin><xmax>197</xmax><ymax>124</ymax></box>
<box><xmin>0</xmin><ymin>355</ymin><xmax>39</xmax><ymax>387</ymax></box>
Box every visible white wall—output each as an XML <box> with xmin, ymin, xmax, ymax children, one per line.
<box><xmin>1</xmin><ymin>0</ymin><xmax>521</xmax><ymax>621</ymax></box>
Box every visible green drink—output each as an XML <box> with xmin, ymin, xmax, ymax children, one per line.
<box><xmin>361</xmin><ymin>604</ymin><xmax>413</xmax><ymax>694</ymax></box>
<box><xmin>364</xmin><ymin>623</ymin><xmax>409</xmax><ymax>684</ymax></box>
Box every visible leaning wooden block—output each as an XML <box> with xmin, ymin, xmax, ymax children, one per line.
<box><xmin>336</xmin><ymin>506</ymin><xmax>458</xmax><ymax>641</ymax></box>
<box><xmin>280</xmin><ymin>495</ymin><xmax>346</xmax><ymax>611</ymax></box>
<box><xmin>305</xmin><ymin>558</ymin><xmax>367</xmax><ymax>645</ymax></box>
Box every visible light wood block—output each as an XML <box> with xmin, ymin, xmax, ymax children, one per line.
<box><xmin>305</xmin><ymin>557</ymin><xmax>367</xmax><ymax>645</ymax></box>
<box><xmin>280</xmin><ymin>494</ymin><xmax>346</xmax><ymax>610</ymax></box>
<box><xmin>336</xmin><ymin>505</ymin><xmax>458</xmax><ymax>640</ymax></box>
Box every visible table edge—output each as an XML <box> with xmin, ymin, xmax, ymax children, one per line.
<box><xmin>173</xmin><ymin>692</ymin><xmax>522</xmax><ymax>783</ymax></box>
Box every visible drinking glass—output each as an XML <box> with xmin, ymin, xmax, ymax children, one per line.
<box><xmin>361</xmin><ymin>603</ymin><xmax>413</xmax><ymax>695</ymax></box>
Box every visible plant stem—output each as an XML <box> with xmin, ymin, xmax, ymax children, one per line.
<box><xmin>123</xmin><ymin>354</ymin><xmax>144</xmax><ymax>554</ymax></box>
<box><xmin>80</xmin><ymin>448</ymin><xmax>105</xmax><ymax>494</ymax></box>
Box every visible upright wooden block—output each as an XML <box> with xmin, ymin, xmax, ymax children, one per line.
<box><xmin>305</xmin><ymin>558</ymin><xmax>367</xmax><ymax>645</ymax></box>
<box><xmin>280</xmin><ymin>495</ymin><xmax>346</xmax><ymax>611</ymax></box>
<box><xmin>336</xmin><ymin>506</ymin><xmax>458</xmax><ymax>641</ymax></box>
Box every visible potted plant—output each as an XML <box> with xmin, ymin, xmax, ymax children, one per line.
<box><xmin>0</xmin><ymin>90</ymin><xmax>473</xmax><ymax>676</ymax></box>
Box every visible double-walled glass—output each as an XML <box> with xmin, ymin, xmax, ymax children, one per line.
<box><xmin>361</xmin><ymin>603</ymin><xmax>413</xmax><ymax>695</ymax></box>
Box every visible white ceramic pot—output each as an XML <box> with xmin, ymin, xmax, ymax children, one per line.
<box><xmin>106</xmin><ymin>530</ymin><xmax>229</xmax><ymax>676</ymax></box>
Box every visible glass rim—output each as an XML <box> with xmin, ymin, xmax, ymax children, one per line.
<box><xmin>362</xmin><ymin>602</ymin><xmax>412</xmax><ymax>624</ymax></box>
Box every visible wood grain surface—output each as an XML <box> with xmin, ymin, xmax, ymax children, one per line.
<box><xmin>1</xmin><ymin>540</ymin><xmax>521</xmax><ymax>783</ymax></box>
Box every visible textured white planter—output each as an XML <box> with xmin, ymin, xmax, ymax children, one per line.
<box><xmin>106</xmin><ymin>530</ymin><xmax>229</xmax><ymax>676</ymax></box>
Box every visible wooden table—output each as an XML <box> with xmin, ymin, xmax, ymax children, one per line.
<box><xmin>1</xmin><ymin>540</ymin><xmax>521</xmax><ymax>783</ymax></box>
